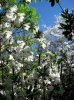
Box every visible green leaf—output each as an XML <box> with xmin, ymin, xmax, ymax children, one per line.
<box><xmin>49</xmin><ymin>0</ymin><xmax>55</xmax><ymax>7</ymax></box>
<box><xmin>57</xmin><ymin>58</ymin><xmax>64</xmax><ymax>64</ymax></box>
<box><xmin>18</xmin><ymin>4</ymin><xmax>25</xmax><ymax>13</ymax></box>
<box><xmin>32</xmin><ymin>0</ymin><xmax>37</xmax><ymax>3</ymax></box>
<box><xmin>56</xmin><ymin>0</ymin><xmax>59</xmax><ymax>3</ymax></box>
<box><xmin>28</xmin><ymin>39</ymin><xmax>34</xmax><ymax>45</ymax></box>
<box><xmin>12</xmin><ymin>43</ymin><xmax>18</xmax><ymax>47</ymax></box>
<box><xmin>46</xmin><ymin>51</ymin><xmax>56</xmax><ymax>58</ymax></box>
<box><xmin>8</xmin><ymin>0</ymin><xmax>17</xmax><ymax>3</ymax></box>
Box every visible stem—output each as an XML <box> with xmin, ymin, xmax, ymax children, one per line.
<box><xmin>11</xmin><ymin>66</ymin><xmax>15</xmax><ymax>100</ymax></box>
<box><xmin>42</xmin><ymin>78</ymin><xmax>46</xmax><ymax>100</ymax></box>
<box><xmin>38</xmin><ymin>46</ymin><xmax>41</xmax><ymax>66</ymax></box>
<box><xmin>58</xmin><ymin>2</ymin><xmax>64</xmax><ymax>11</ymax></box>
<box><xmin>2</xmin><ymin>65</ymin><xmax>4</xmax><ymax>84</ymax></box>
<box><xmin>0</xmin><ymin>36</ymin><xmax>4</xmax><ymax>100</ymax></box>
<box><xmin>0</xmin><ymin>41</ymin><xmax>4</xmax><ymax>83</ymax></box>
<box><xmin>38</xmin><ymin>53</ymin><xmax>41</xmax><ymax>66</ymax></box>
<box><xmin>41</xmin><ymin>66</ymin><xmax>46</xmax><ymax>100</ymax></box>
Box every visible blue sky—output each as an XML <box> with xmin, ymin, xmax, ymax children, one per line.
<box><xmin>31</xmin><ymin>0</ymin><xmax>74</xmax><ymax>30</ymax></box>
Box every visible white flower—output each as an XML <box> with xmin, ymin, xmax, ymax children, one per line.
<box><xmin>22</xmin><ymin>73</ymin><xmax>27</xmax><ymax>81</ymax></box>
<box><xmin>24</xmin><ymin>23</ymin><xmax>30</xmax><ymax>31</ymax></box>
<box><xmin>4</xmin><ymin>22</ymin><xmax>11</xmax><ymax>28</ymax></box>
<box><xmin>38</xmin><ymin>66</ymin><xmax>42</xmax><ymax>69</ymax></box>
<box><xmin>0</xmin><ymin>60</ymin><xmax>3</xmax><ymax>64</ymax></box>
<box><xmin>37</xmin><ymin>37</ymin><xmax>47</xmax><ymax>49</ymax></box>
<box><xmin>44</xmin><ymin>79</ymin><xmax>51</xmax><ymax>84</ymax></box>
<box><xmin>17</xmin><ymin>40</ymin><xmax>25</xmax><ymax>48</ymax></box>
<box><xmin>5</xmin><ymin>30</ymin><xmax>12</xmax><ymax>39</ymax></box>
<box><xmin>9</xmin><ymin>55</ymin><xmax>14</xmax><ymax>60</ymax></box>
<box><xmin>18</xmin><ymin>13</ymin><xmax>25</xmax><ymax>22</ymax></box>
<box><xmin>33</xmin><ymin>25</ymin><xmax>39</xmax><ymax>33</ymax></box>
<box><xmin>50</xmin><ymin>72</ymin><xmax>60</xmax><ymax>84</ymax></box>
<box><xmin>6</xmin><ymin>12</ymin><xmax>16</xmax><ymax>21</ymax></box>
<box><xmin>15</xmin><ymin>62</ymin><xmax>23</xmax><ymax>72</ymax></box>
<box><xmin>42</xmin><ymin>42</ymin><xmax>46</xmax><ymax>49</ymax></box>
<box><xmin>14</xmin><ymin>13</ymin><xmax>25</xmax><ymax>26</ymax></box>
<box><xmin>28</xmin><ymin>55</ymin><xmax>33</xmax><ymax>61</ymax></box>
<box><xmin>25</xmin><ymin>0</ymin><xmax>31</xmax><ymax>3</ymax></box>
<box><xmin>10</xmin><ymin>5</ymin><xmax>17</xmax><ymax>13</ymax></box>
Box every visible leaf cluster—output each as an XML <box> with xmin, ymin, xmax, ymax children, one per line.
<box><xmin>49</xmin><ymin>0</ymin><xmax>59</xmax><ymax>7</ymax></box>
<box><xmin>60</xmin><ymin>9</ymin><xmax>74</xmax><ymax>40</ymax></box>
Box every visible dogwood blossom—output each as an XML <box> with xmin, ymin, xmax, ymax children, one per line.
<box><xmin>17</xmin><ymin>40</ymin><xmax>25</xmax><ymax>49</ymax></box>
<box><xmin>27</xmin><ymin>55</ymin><xmax>33</xmax><ymax>61</ymax></box>
<box><xmin>4</xmin><ymin>30</ymin><xmax>12</xmax><ymax>39</ymax></box>
<box><xmin>6</xmin><ymin>12</ymin><xmax>16</xmax><ymax>21</ymax></box>
<box><xmin>9</xmin><ymin>55</ymin><xmax>14</xmax><ymax>60</ymax></box>
<box><xmin>4</xmin><ymin>22</ymin><xmax>11</xmax><ymax>28</ymax></box>
<box><xmin>10</xmin><ymin>5</ymin><xmax>17</xmax><ymax>13</ymax></box>
<box><xmin>24</xmin><ymin>23</ymin><xmax>30</xmax><ymax>31</ymax></box>
<box><xmin>25</xmin><ymin>0</ymin><xmax>31</xmax><ymax>3</ymax></box>
<box><xmin>14</xmin><ymin>13</ymin><xmax>25</xmax><ymax>26</ymax></box>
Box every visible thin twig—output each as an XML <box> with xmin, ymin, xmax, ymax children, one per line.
<box><xmin>58</xmin><ymin>2</ymin><xmax>64</xmax><ymax>12</ymax></box>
